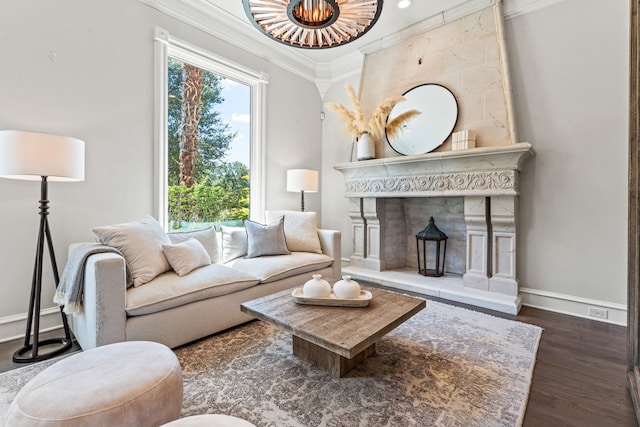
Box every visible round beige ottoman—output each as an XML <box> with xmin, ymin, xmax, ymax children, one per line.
<box><xmin>161</xmin><ymin>414</ymin><xmax>256</xmax><ymax>426</ymax></box>
<box><xmin>5</xmin><ymin>341</ymin><xmax>183</xmax><ymax>426</ymax></box>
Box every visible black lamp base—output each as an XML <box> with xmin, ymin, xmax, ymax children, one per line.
<box><xmin>13</xmin><ymin>337</ymin><xmax>73</xmax><ymax>363</ymax></box>
<box><xmin>300</xmin><ymin>190</ymin><xmax>306</xmax><ymax>212</ymax></box>
<box><xmin>14</xmin><ymin>176</ymin><xmax>74</xmax><ymax>364</ymax></box>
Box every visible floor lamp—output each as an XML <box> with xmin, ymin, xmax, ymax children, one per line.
<box><xmin>287</xmin><ymin>169</ymin><xmax>318</xmax><ymax>212</ymax></box>
<box><xmin>0</xmin><ymin>130</ymin><xmax>85</xmax><ymax>363</ymax></box>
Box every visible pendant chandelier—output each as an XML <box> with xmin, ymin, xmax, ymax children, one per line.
<box><xmin>242</xmin><ymin>0</ymin><xmax>384</xmax><ymax>49</ymax></box>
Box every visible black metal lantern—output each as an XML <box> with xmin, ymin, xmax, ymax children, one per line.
<box><xmin>416</xmin><ymin>216</ymin><xmax>448</xmax><ymax>277</ymax></box>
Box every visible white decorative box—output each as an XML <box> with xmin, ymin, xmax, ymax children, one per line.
<box><xmin>452</xmin><ymin>130</ymin><xmax>476</xmax><ymax>150</ymax></box>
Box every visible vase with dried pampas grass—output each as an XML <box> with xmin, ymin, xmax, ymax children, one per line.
<box><xmin>325</xmin><ymin>83</ymin><xmax>421</xmax><ymax>160</ymax></box>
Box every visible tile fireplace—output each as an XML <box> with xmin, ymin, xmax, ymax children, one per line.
<box><xmin>334</xmin><ymin>143</ymin><xmax>533</xmax><ymax>314</ymax></box>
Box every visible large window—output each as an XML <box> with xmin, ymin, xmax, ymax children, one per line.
<box><xmin>154</xmin><ymin>28</ymin><xmax>267</xmax><ymax>231</ymax></box>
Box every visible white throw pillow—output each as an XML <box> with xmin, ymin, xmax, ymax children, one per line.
<box><xmin>162</xmin><ymin>238</ymin><xmax>211</xmax><ymax>276</ymax></box>
<box><xmin>266</xmin><ymin>211</ymin><xmax>322</xmax><ymax>254</ymax></box>
<box><xmin>167</xmin><ymin>227</ymin><xmax>219</xmax><ymax>264</ymax></box>
<box><xmin>221</xmin><ymin>226</ymin><xmax>248</xmax><ymax>263</ymax></box>
<box><xmin>92</xmin><ymin>215</ymin><xmax>172</xmax><ymax>287</ymax></box>
<box><xmin>244</xmin><ymin>216</ymin><xmax>290</xmax><ymax>258</ymax></box>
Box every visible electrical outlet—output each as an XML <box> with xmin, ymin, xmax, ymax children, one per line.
<box><xmin>588</xmin><ymin>306</ymin><xmax>609</xmax><ymax>320</ymax></box>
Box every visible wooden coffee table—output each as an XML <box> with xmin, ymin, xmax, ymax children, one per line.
<box><xmin>240</xmin><ymin>286</ymin><xmax>426</xmax><ymax>377</ymax></box>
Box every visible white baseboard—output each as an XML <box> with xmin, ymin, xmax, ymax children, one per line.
<box><xmin>0</xmin><ymin>307</ymin><xmax>64</xmax><ymax>344</ymax></box>
<box><xmin>520</xmin><ymin>287</ymin><xmax>627</xmax><ymax>326</ymax></box>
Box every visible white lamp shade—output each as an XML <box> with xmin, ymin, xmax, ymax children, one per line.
<box><xmin>287</xmin><ymin>169</ymin><xmax>318</xmax><ymax>193</ymax></box>
<box><xmin>0</xmin><ymin>130</ymin><xmax>85</xmax><ymax>182</ymax></box>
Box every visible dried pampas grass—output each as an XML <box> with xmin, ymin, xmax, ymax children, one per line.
<box><xmin>325</xmin><ymin>83</ymin><xmax>421</xmax><ymax>142</ymax></box>
<box><xmin>366</xmin><ymin>95</ymin><xmax>404</xmax><ymax>141</ymax></box>
<box><xmin>386</xmin><ymin>109</ymin><xmax>422</xmax><ymax>140</ymax></box>
<box><xmin>325</xmin><ymin>83</ymin><xmax>365</xmax><ymax>139</ymax></box>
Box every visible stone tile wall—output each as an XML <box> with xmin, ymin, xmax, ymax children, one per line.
<box><xmin>383</xmin><ymin>197</ymin><xmax>467</xmax><ymax>274</ymax></box>
<box><xmin>359</xmin><ymin>4</ymin><xmax>514</xmax><ymax>158</ymax></box>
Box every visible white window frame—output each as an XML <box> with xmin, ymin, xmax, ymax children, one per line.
<box><xmin>153</xmin><ymin>27</ymin><xmax>268</xmax><ymax>228</ymax></box>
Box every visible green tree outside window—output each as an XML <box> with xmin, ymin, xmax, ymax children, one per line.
<box><xmin>167</xmin><ymin>58</ymin><xmax>250</xmax><ymax>231</ymax></box>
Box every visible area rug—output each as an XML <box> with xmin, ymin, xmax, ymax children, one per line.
<box><xmin>0</xmin><ymin>300</ymin><xmax>542</xmax><ymax>427</ymax></box>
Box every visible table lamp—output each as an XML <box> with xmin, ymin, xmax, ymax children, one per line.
<box><xmin>286</xmin><ymin>169</ymin><xmax>318</xmax><ymax>212</ymax></box>
<box><xmin>0</xmin><ymin>130</ymin><xmax>85</xmax><ymax>363</ymax></box>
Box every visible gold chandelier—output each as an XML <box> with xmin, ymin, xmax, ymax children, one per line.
<box><xmin>242</xmin><ymin>0</ymin><xmax>383</xmax><ymax>49</ymax></box>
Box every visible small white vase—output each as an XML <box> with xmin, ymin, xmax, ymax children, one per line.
<box><xmin>303</xmin><ymin>274</ymin><xmax>331</xmax><ymax>298</ymax></box>
<box><xmin>357</xmin><ymin>132</ymin><xmax>375</xmax><ymax>161</ymax></box>
<box><xmin>333</xmin><ymin>275</ymin><xmax>361</xmax><ymax>299</ymax></box>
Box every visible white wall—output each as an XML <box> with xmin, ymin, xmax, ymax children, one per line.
<box><xmin>508</xmin><ymin>0</ymin><xmax>628</xmax><ymax>321</ymax></box>
<box><xmin>321</xmin><ymin>0</ymin><xmax>629</xmax><ymax>324</ymax></box>
<box><xmin>0</xmin><ymin>0</ymin><xmax>322</xmax><ymax>341</ymax></box>
<box><xmin>321</xmin><ymin>73</ymin><xmax>361</xmax><ymax>258</ymax></box>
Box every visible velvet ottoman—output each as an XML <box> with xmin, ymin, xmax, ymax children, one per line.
<box><xmin>4</xmin><ymin>341</ymin><xmax>183</xmax><ymax>426</ymax></box>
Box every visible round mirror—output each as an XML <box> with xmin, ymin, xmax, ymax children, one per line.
<box><xmin>386</xmin><ymin>83</ymin><xmax>458</xmax><ymax>155</ymax></box>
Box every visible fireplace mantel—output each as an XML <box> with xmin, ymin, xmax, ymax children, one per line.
<box><xmin>334</xmin><ymin>143</ymin><xmax>534</xmax><ymax>315</ymax></box>
<box><xmin>334</xmin><ymin>143</ymin><xmax>533</xmax><ymax>198</ymax></box>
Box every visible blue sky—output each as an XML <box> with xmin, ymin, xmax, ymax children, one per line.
<box><xmin>218</xmin><ymin>78</ymin><xmax>250</xmax><ymax>166</ymax></box>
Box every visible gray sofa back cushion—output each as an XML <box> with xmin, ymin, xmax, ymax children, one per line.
<box><xmin>244</xmin><ymin>216</ymin><xmax>290</xmax><ymax>258</ymax></box>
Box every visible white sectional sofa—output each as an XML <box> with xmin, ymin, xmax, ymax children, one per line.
<box><xmin>67</xmin><ymin>213</ymin><xmax>341</xmax><ymax>350</ymax></box>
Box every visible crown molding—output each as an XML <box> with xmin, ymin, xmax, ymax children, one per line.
<box><xmin>138</xmin><ymin>0</ymin><xmax>317</xmax><ymax>82</ymax></box>
<box><xmin>138</xmin><ymin>0</ymin><xmax>566</xmax><ymax>93</ymax></box>
<box><xmin>330</xmin><ymin>52</ymin><xmax>365</xmax><ymax>81</ymax></box>
<box><xmin>502</xmin><ymin>0</ymin><xmax>565</xmax><ymax>19</ymax></box>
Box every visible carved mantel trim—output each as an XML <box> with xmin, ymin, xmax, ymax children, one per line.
<box><xmin>334</xmin><ymin>143</ymin><xmax>533</xmax><ymax>198</ymax></box>
<box><xmin>342</xmin><ymin>170</ymin><xmax>517</xmax><ymax>198</ymax></box>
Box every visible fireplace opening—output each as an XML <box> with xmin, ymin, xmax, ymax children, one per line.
<box><xmin>381</xmin><ymin>197</ymin><xmax>466</xmax><ymax>275</ymax></box>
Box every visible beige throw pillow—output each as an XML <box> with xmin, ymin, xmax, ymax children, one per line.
<box><xmin>92</xmin><ymin>215</ymin><xmax>171</xmax><ymax>287</ymax></box>
<box><xmin>266</xmin><ymin>211</ymin><xmax>322</xmax><ymax>254</ymax></box>
<box><xmin>162</xmin><ymin>238</ymin><xmax>211</xmax><ymax>276</ymax></box>
<box><xmin>167</xmin><ymin>227</ymin><xmax>219</xmax><ymax>264</ymax></box>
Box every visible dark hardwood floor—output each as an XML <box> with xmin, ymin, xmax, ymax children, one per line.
<box><xmin>0</xmin><ymin>331</ymin><xmax>81</xmax><ymax>374</ymax></box>
<box><xmin>518</xmin><ymin>306</ymin><xmax>636</xmax><ymax>427</ymax></box>
<box><xmin>0</xmin><ymin>300</ymin><xmax>637</xmax><ymax>426</ymax></box>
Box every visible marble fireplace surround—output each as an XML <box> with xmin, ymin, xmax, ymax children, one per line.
<box><xmin>334</xmin><ymin>142</ymin><xmax>533</xmax><ymax>314</ymax></box>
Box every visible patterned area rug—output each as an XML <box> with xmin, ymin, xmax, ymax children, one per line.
<box><xmin>0</xmin><ymin>300</ymin><xmax>541</xmax><ymax>427</ymax></box>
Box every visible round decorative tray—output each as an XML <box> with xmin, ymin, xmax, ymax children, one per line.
<box><xmin>291</xmin><ymin>288</ymin><xmax>372</xmax><ymax>307</ymax></box>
